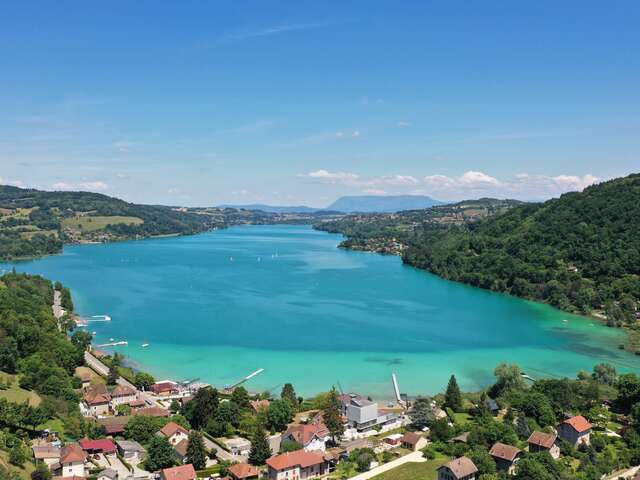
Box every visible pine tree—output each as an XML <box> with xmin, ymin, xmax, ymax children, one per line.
<box><xmin>281</xmin><ymin>383</ymin><xmax>298</xmax><ymax>409</ymax></box>
<box><xmin>186</xmin><ymin>431</ymin><xmax>207</xmax><ymax>470</ymax></box>
<box><xmin>248</xmin><ymin>424</ymin><xmax>271</xmax><ymax>466</ymax></box>
<box><xmin>444</xmin><ymin>375</ymin><xmax>463</xmax><ymax>412</ymax></box>
<box><xmin>323</xmin><ymin>387</ymin><xmax>344</xmax><ymax>444</ymax></box>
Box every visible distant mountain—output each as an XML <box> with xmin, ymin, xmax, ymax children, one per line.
<box><xmin>218</xmin><ymin>204</ymin><xmax>321</xmax><ymax>214</ymax></box>
<box><xmin>326</xmin><ymin>195</ymin><xmax>444</xmax><ymax>213</ymax></box>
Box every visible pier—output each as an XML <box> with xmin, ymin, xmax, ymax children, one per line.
<box><xmin>225</xmin><ymin>368</ymin><xmax>264</xmax><ymax>391</ymax></box>
<box><xmin>95</xmin><ymin>340</ymin><xmax>128</xmax><ymax>347</ymax></box>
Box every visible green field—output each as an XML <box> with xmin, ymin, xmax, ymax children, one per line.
<box><xmin>0</xmin><ymin>374</ymin><xmax>41</xmax><ymax>406</ymax></box>
<box><xmin>62</xmin><ymin>215</ymin><xmax>144</xmax><ymax>231</ymax></box>
<box><xmin>372</xmin><ymin>455</ymin><xmax>448</xmax><ymax>480</ymax></box>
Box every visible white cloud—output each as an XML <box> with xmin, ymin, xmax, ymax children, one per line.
<box><xmin>422</xmin><ymin>171</ymin><xmax>598</xmax><ymax>200</ymax></box>
<box><xmin>299</xmin><ymin>170</ymin><xmax>418</xmax><ymax>188</ymax></box>
<box><xmin>51</xmin><ymin>181</ymin><xmax>109</xmax><ymax>192</ymax></box>
<box><xmin>223</xmin><ymin>23</ymin><xmax>332</xmax><ymax>42</ymax></box>
<box><xmin>397</xmin><ymin>121</ymin><xmax>411</xmax><ymax>128</ymax></box>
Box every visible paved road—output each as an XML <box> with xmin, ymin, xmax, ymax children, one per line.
<box><xmin>348</xmin><ymin>451</ymin><xmax>425</xmax><ymax>480</ymax></box>
<box><xmin>603</xmin><ymin>465</ymin><xmax>640</xmax><ymax>479</ymax></box>
<box><xmin>84</xmin><ymin>351</ymin><xmax>159</xmax><ymax>407</ymax></box>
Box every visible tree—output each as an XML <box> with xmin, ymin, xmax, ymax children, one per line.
<box><xmin>230</xmin><ymin>386</ymin><xmax>251</xmax><ymax>411</ymax></box>
<box><xmin>351</xmin><ymin>448</ymin><xmax>376</xmax><ymax>472</ymax></box>
<box><xmin>8</xmin><ymin>444</ymin><xmax>27</xmax><ymax>466</ymax></box>
<box><xmin>445</xmin><ymin>375</ymin><xmax>463</xmax><ymax>412</ymax></box>
<box><xmin>467</xmin><ymin>447</ymin><xmax>496</xmax><ymax>475</ymax></box>
<box><xmin>592</xmin><ymin>363</ymin><xmax>617</xmax><ymax>386</ymax></box>
<box><xmin>107</xmin><ymin>365</ymin><xmax>119</xmax><ymax>386</ymax></box>
<box><xmin>491</xmin><ymin>363</ymin><xmax>526</xmax><ymax>397</ymax></box>
<box><xmin>322</xmin><ymin>387</ymin><xmax>344</xmax><ymax>443</ymax></box>
<box><xmin>281</xmin><ymin>383</ymin><xmax>298</xmax><ymax>409</ymax></box>
<box><xmin>0</xmin><ymin>338</ymin><xmax>19</xmax><ymax>373</ymax></box>
<box><xmin>186</xmin><ymin>431</ymin><xmax>207</xmax><ymax>470</ymax></box>
<box><xmin>145</xmin><ymin>436</ymin><xmax>177</xmax><ymax>472</ymax></box>
<box><xmin>248</xmin><ymin>424</ymin><xmax>271</xmax><ymax>466</ymax></box>
<box><xmin>125</xmin><ymin>415</ymin><xmax>166</xmax><ymax>443</ymax></box>
<box><xmin>134</xmin><ymin>372</ymin><xmax>155</xmax><ymax>390</ymax></box>
<box><xmin>408</xmin><ymin>397</ymin><xmax>435</xmax><ymax>430</ymax></box>
<box><xmin>184</xmin><ymin>386</ymin><xmax>219</xmax><ymax>430</ymax></box>
<box><xmin>31</xmin><ymin>463</ymin><xmax>52</xmax><ymax>480</ymax></box>
<box><xmin>266</xmin><ymin>399</ymin><xmax>294</xmax><ymax>433</ymax></box>
<box><xmin>116</xmin><ymin>404</ymin><xmax>132</xmax><ymax>416</ymax></box>
<box><xmin>280</xmin><ymin>439</ymin><xmax>303</xmax><ymax>453</ymax></box>
<box><xmin>70</xmin><ymin>330</ymin><xmax>93</xmax><ymax>352</ymax></box>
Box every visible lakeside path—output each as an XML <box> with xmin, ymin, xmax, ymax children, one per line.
<box><xmin>348</xmin><ymin>451</ymin><xmax>426</xmax><ymax>480</ymax></box>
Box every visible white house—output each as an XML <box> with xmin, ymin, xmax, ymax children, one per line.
<box><xmin>281</xmin><ymin>424</ymin><xmax>329</xmax><ymax>452</ymax></box>
<box><xmin>110</xmin><ymin>384</ymin><xmax>138</xmax><ymax>409</ymax></box>
<box><xmin>266</xmin><ymin>449</ymin><xmax>328</xmax><ymax>480</ymax></box>
<box><xmin>160</xmin><ymin>422</ymin><xmax>190</xmax><ymax>446</ymax></box>
<box><xmin>558</xmin><ymin>416</ymin><xmax>592</xmax><ymax>447</ymax></box>
<box><xmin>59</xmin><ymin>443</ymin><xmax>86</xmax><ymax>478</ymax></box>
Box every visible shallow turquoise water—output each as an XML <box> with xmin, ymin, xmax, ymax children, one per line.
<box><xmin>2</xmin><ymin>225</ymin><xmax>638</xmax><ymax>398</ymax></box>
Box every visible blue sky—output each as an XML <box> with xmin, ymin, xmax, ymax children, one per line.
<box><xmin>1</xmin><ymin>1</ymin><xmax>638</xmax><ymax>207</ymax></box>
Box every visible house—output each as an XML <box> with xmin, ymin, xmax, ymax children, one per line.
<box><xmin>340</xmin><ymin>393</ymin><xmax>399</xmax><ymax>433</ymax></box>
<box><xmin>160</xmin><ymin>422</ymin><xmax>190</xmax><ymax>446</ymax></box>
<box><xmin>151</xmin><ymin>381</ymin><xmax>178</xmax><ymax>395</ymax></box>
<box><xmin>97</xmin><ymin>468</ymin><xmax>118</xmax><ymax>480</ymax></box>
<box><xmin>268</xmin><ymin>434</ymin><xmax>282</xmax><ymax>455</ymax></box>
<box><xmin>450</xmin><ymin>432</ymin><xmax>470</xmax><ymax>444</ymax></box>
<box><xmin>558</xmin><ymin>415</ymin><xmax>592</xmax><ymax>447</ymax></box>
<box><xmin>79</xmin><ymin>438</ymin><xmax>117</xmax><ymax>456</ymax></box>
<box><xmin>59</xmin><ymin>443</ymin><xmax>87</xmax><ymax>478</ymax></box>
<box><xmin>228</xmin><ymin>463</ymin><xmax>259</xmax><ymax>480</ymax></box>
<box><xmin>484</xmin><ymin>398</ymin><xmax>499</xmax><ymax>416</ymax></box>
<box><xmin>266</xmin><ymin>449</ymin><xmax>328</xmax><ymax>480</ymax></box>
<box><xmin>76</xmin><ymin>372</ymin><xmax>93</xmax><ymax>389</ymax></box>
<box><xmin>383</xmin><ymin>433</ymin><xmax>403</xmax><ymax>446</ymax></box>
<box><xmin>98</xmin><ymin>416</ymin><xmax>130</xmax><ymax>435</ymax></box>
<box><xmin>32</xmin><ymin>444</ymin><xmax>61</xmax><ymax>468</ymax></box>
<box><xmin>174</xmin><ymin>440</ymin><xmax>189</xmax><ymax>464</ymax></box>
<box><xmin>116</xmin><ymin>440</ymin><xmax>145</xmax><ymax>462</ymax></box>
<box><xmin>250</xmin><ymin>399</ymin><xmax>270</xmax><ymax>413</ymax></box>
<box><xmin>437</xmin><ymin>456</ymin><xmax>478</xmax><ymax>480</ymax></box>
<box><xmin>282</xmin><ymin>423</ymin><xmax>329</xmax><ymax>452</ymax></box>
<box><xmin>400</xmin><ymin>432</ymin><xmax>428</xmax><ymax>451</ymax></box>
<box><xmin>527</xmin><ymin>431</ymin><xmax>560</xmax><ymax>459</ymax></box>
<box><xmin>133</xmin><ymin>406</ymin><xmax>170</xmax><ymax>417</ymax></box>
<box><xmin>489</xmin><ymin>442</ymin><xmax>522</xmax><ymax>475</ymax></box>
<box><xmin>160</xmin><ymin>464</ymin><xmax>196</xmax><ymax>480</ymax></box>
<box><xmin>224</xmin><ymin>437</ymin><xmax>251</xmax><ymax>456</ymax></box>
<box><xmin>110</xmin><ymin>384</ymin><xmax>138</xmax><ymax>408</ymax></box>
<box><xmin>83</xmin><ymin>385</ymin><xmax>111</xmax><ymax>416</ymax></box>
<box><xmin>433</xmin><ymin>407</ymin><xmax>448</xmax><ymax>421</ymax></box>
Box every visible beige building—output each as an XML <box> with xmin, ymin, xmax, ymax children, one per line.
<box><xmin>266</xmin><ymin>449</ymin><xmax>328</xmax><ymax>480</ymax></box>
<box><xmin>437</xmin><ymin>456</ymin><xmax>478</xmax><ymax>480</ymax></box>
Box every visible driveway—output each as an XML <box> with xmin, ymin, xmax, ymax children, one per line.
<box><xmin>348</xmin><ymin>451</ymin><xmax>425</xmax><ymax>480</ymax></box>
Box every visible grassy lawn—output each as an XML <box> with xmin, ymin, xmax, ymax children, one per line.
<box><xmin>75</xmin><ymin>366</ymin><xmax>105</xmax><ymax>385</ymax></box>
<box><xmin>452</xmin><ymin>412</ymin><xmax>472</xmax><ymax>425</ymax></box>
<box><xmin>62</xmin><ymin>215</ymin><xmax>143</xmax><ymax>232</ymax></box>
<box><xmin>372</xmin><ymin>454</ymin><xmax>449</xmax><ymax>480</ymax></box>
<box><xmin>0</xmin><ymin>374</ymin><xmax>41</xmax><ymax>406</ymax></box>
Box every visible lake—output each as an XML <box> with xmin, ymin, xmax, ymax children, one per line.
<box><xmin>2</xmin><ymin>224</ymin><xmax>638</xmax><ymax>398</ymax></box>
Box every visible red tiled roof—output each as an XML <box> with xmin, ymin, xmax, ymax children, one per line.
<box><xmin>79</xmin><ymin>438</ymin><xmax>117</xmax><ymax>454</ymax></box>
<box><xmin>564</xmin><ymin>415</ymin><xmax>592</xmax><ymax>433</ymax></box>
<box><xmin>438</xmin><ymin>456</ymin><xmax>478</xmax><ymax>478</ymax></box>
<box><xmin>284</xmin><ymin>423</ymin><xmax>328</xmax><ymax>446</ymax></box>
<box><xmin>174</xmin><ymin>439</ymin><xmax>189</xmax><ymax>457</ymax></box>
<box><xmin>528</xmin><ymin>431</ymin><xmax>557</xmax><ymax>449</ymax></box>
<box><xmin>32</xmin><ymin>445</ymin><xmax>61</xmax><ymax>459</ymax></box>
<box><xmin>161</xmin><ymin>464</ymin><xmax>196</xmax><ymax>480</ymax></box>
<box><xmin>228</xmin><ymin>463</ymin><xmax>259</xmax><ymax>479</ymax></box>
<box><xmin>400</xmin><ymin>432</ymin><xmax>423</xmax><ymax>446</ymax></box>
<box><xmin>489</xmin><ymin>442</ymin><xmax>521</xmax><ymax>462</ymax></box>
<box><xmin>161</xmin><ymin>422</ymin><xmax>189</xmax><ymax>438</ymax></box>
<box><xmin>60</xmin><ymin>443</ymin><xmax>87</xmax><ymax>464</ymax></box>
<box><xmin>152</xmin><ymin>382</ymin><xmax>177</xmax><ymax>393</ymax></box>
<box><xmin>133</xmin><ymin>406</ymin><xmax>170</xmax><ymax>417</ymax></box>
<box><xmin>111</xmin><ymin>384</ymin><xmax>137</xmax><ymax>397</ymax></box>
<box><xmin>83</xmin><ymin>386</ymin><xmax>111</xmax><ymax>405</ymax></box>
<box><xmin>266</xmin><ymin>449</ymin><xmax>325</xmax><ymax>471</ymax></box>
<box><xmin>250</xmin><ymin>399</ymin><xmax>270</xmax><ymax>412</ymax></box>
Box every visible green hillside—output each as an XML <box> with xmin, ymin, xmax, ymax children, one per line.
<box><xmin>0</xmin><ymin>185</ymin><xmax>226</xmax><ymax>260</ymax></box>
<box><xmin>403</xmin><ymin>174</ymin><xmax>639</xmax><ymax>321</ymax></box>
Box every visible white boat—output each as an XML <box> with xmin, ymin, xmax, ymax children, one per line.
<box><xmin>141</xmin><ymin>343</ymin><xmax>150</xmax><ymax>348</ymax></box>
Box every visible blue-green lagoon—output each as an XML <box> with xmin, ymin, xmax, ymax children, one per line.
<box><xmin>2</xmin><ymin>225</ymin><xmax>638</xmax><ymax>398</ymax></box>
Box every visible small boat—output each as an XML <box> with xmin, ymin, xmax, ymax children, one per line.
<box><xmin>141</xmin><ymin>343</ymin><xmax>150</xmax><ymax>348</ymax></box>
<box><xmin>109</xmin><ymin>338</ymin><xmax>115</xmax><ymax>342</ymax></box>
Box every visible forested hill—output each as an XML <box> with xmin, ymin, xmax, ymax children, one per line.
<box><xmin>404</xmin><ymin>173</ymin><xmax>640</xmax><ymax>320</ymax></box>
<box><xmin>0</xmin><ymin>185</ymin><xmax>226</xmax><ymax>260</ymax></box>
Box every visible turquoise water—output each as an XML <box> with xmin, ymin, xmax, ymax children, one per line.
<box><xmin>2</xmin><ymin>225</ymin><xmax>638</xmax><ymax>398</ymax></box>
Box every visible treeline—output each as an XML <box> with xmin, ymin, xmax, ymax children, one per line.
<box><xmin>402</xmin><ymin>174</ymin><xmax>640</xmax><ymax>319</ymax></box>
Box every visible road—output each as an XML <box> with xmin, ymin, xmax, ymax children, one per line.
<box><xmin>201</xmin><ymin>435</ymin><xmax>246</xmax><ymax>463</ymax></box>
<box><xmin>603</xmin><ymin>465</ymin><xmax>640</xmax><ymax>479</ymax></box>
<box><xmin>348</xmin><ymin>451</ymin><xmax>425</xmax><ymax>480</ymax></box>
<box><xmin>84</xmin><ymin>351</ymin><xmax>159</xmax><ymax>407</ymax></box>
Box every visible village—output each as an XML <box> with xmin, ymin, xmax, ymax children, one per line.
<box><xmin>26</xmin><ymin>343</ymin><xmax>630</xmax><ymax>480</ymax></box>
